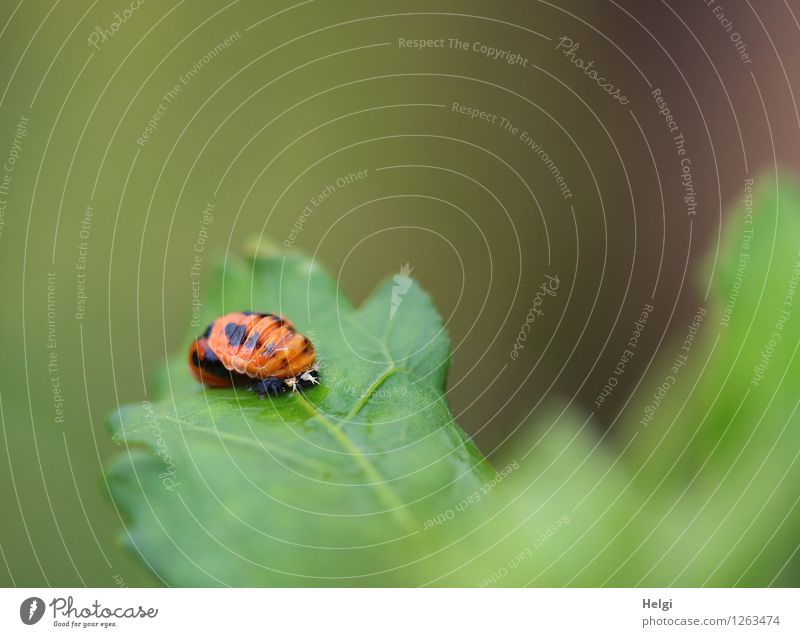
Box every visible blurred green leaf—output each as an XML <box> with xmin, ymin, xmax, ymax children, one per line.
<box><xmin>421</xmin><ymin>408</ymin><xmax>682</xmax><ymax>586</ymax></box>
<box><xmin>432</xmin><ymin>174</ymin><xmax>800</xmax><ymax>587</ymax></box>
<box><xmin>106</xmin><ymin>249</ymin><xmax>493</xmax><ymax>586</ymax></box>
<box><xmin>617</xmin><ymin>173</ymin><xmax>800</xmax><ymax>585</ymax></box>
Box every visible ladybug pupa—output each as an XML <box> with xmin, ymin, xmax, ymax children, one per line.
<box><xmin>189</xmin><ymin>311</ymin><xmax>319</xmax><ymax>397</ymax></box>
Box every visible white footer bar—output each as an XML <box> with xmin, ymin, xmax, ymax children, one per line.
<box><xmin>1</xmin><ymin>588</ymin><xmax>796</xmax><ymax>636</ymax></box>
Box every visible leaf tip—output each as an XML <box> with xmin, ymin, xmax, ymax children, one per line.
<box><xmin>244</xmin><ymin>235</ymin><xmax>289</xmax><ymax>260</ymax></box>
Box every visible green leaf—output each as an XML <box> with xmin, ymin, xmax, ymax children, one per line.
<box><xmin>418</xmin><ymin>408</ymin><xmax>682</xmax><ymax>586</ymax></box>
<box><xmin>617</xmin><ymin>173</ymin><xmax>800</xmax><ymax>585</ymax></box>
<box><xmin>107</xmin><ymin>250</ymin><xmax>493</xmax><ymax>586</ymax></box>
<box><xmin>427</xmin><ymin>173</ymin><xmax>800</xmax><ymax>587</ymax></box>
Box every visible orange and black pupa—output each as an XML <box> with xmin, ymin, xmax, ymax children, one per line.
<box><xmin>188</xmin><ymin>311</ymin><xmax>319</xmax><ymax>396</ymax></box>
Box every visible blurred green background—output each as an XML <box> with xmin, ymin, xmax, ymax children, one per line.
<box><xmin>1</xmin><ymin>1</ymin><xmax>799</xmax><ymax>586</ymax></box>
